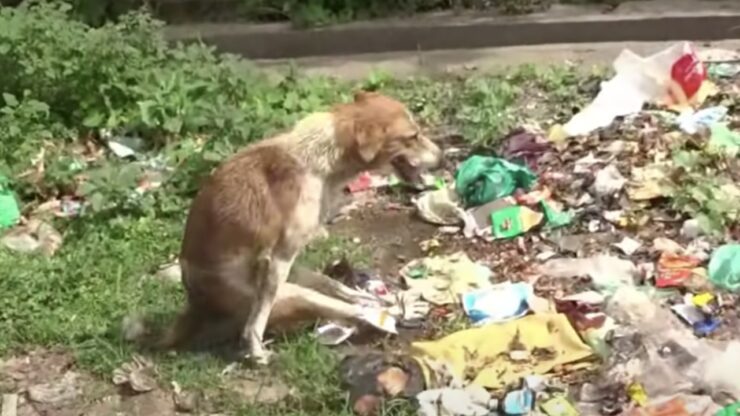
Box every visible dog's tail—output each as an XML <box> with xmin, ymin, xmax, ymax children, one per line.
<box><xmin>156</xmin><ymin>306</ymin><xmax>205</xmax><ymax>350</ymax></box>
<box><xmin>121</xmin><ymin>306</ymin><xmax>207</xmax><ymax>351</ymax></box>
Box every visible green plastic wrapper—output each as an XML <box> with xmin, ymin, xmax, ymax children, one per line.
<box><xmin>708</xmin><ymin>244</ymin><xmax>740</xmax><ymax>292</ymax></box>
<box><xmin>541</xmin><ymin>200</ymin><xmax>573</xmax><ymax>229</ymax></box>
<box><xmin>715</xmin><ymin>402</ymin><xmax>740</xmax><ymax>416</ymax></box>
<box><xmin>491</xmin><ymin>205</ymin><xmax>543</xmax><ymax>239</ymax></box>
<box><xmin>0</xmin><ymin>175</ymin><xmax>20</xmax><ymax>230</ymax></box>
<box><xmin>455</xmin><ymin>155</ymin><xmax>537</xmax><ymax>208</ymax></box>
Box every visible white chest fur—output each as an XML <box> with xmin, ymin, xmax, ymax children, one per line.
<box><xmin>282</xmin><ymin>173</ymin><xmax>325</xmax><ymax>253</ymax></box>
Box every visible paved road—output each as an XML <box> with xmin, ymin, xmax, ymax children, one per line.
<box><xmin>256</xmin><ymin>40</ymin><xmax>740</xmax><ymax>80</ymax></box>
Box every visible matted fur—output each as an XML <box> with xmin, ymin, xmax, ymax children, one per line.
<box><xmin>163</xmin><ymin>91</ymin><xmax>442</xmax><ymax>363</ymax></box>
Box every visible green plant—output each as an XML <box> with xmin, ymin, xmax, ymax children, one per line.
<box><xmin>0</xmin><ymin>2</ymin><xmax>354</xmax><ymax>210</ymax></box>
<box><xmin>669</xmin><ymin>149</ymin><xmax>740</xmax><ymax>234</ymax></box>
<box><xmin>0</xmin><ymin>92</ymin><xmax>70</xmax><ymax>176</ymax></box>
<box><xmin>456</xmin><ymin>76</ymin><xmax>519</xmax><ymax>144</ymax></box>
<box><xmin>497</xmin><ymin>0</ymin><xmax>553</xmax><ymax>14</ymax></box>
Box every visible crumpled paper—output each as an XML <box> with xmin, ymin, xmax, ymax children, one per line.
<box><xmin>415</xmin><ymin>186</ymin><xmax>466</xmax><ymax>226</ymax></box>
<box><xmin>400</xmin><ymin>252</ymin><xmax>493</xmax><ymax>305</ymax></box>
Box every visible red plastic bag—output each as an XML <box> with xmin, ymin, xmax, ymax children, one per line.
<box><xmin>670</xmin><ymin>45</ymin><xmax>707</xmax><ymax>103</ymax></box>
<box><xmin>347</xmin><ymin>172</ymin><xmax>373</xmax><ymax>193</ymax></box>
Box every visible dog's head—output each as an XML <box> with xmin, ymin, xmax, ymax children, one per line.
<box><xmin>334</xmin><ymin>91</ymin><xmax>443</xmax><ymax>182</ymax></box>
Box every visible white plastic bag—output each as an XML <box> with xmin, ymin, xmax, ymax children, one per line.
<box><xmin>563</xmin><ymin>42</ymin><xmax>706</xmax><ymax>137</ymax></box>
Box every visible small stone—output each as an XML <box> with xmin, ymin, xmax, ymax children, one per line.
<box><xmin>173</xmin><ymin>390</ymin><xmax>198</xmax><ymax>413</ymax></box>
<box><xmin>154</xmin><ymin>263</ymin><xmax>181</xmax><ymax>284</ymax></box>
<box><xmin>681</xmin><ymin>219</ymin><xmax>703</xmax><ymax>239</ymax></box>
<box><xmin>27</xmin><ymin>372</ymin><xmax>80</xmax><ymax>405</ymax></box>
<box><xmin>234</xmin><ymin>379</ymin><xmax>292</xmax><ymax>405</ymax></box>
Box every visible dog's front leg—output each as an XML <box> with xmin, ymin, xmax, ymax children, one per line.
<box><xmin>244</xmin><ymin>251</ymin><xmax>297</xmax><ymax>365</ymax></box>
<box><xmin>290</xmin><ymin>266</ymin><xmax>379</xmax><ymax>304</ymax></box>
<box><xmin>269</xmin><ymin>282</ymin><xmax>365</xmax><ymax>328</ymax></box>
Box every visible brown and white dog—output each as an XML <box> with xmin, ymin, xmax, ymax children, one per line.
<box><xmin>162</xmin><ymin>91</ymin><xmax>442</xmax><ymax>364</ymax></box>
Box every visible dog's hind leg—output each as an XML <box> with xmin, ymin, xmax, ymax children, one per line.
<box><xmin>244</xmin><ymin>251</ymin><xmax>297</xmax><ymax>365</ymax></box>
<box><xmin>289</xmin><ymin>265</ymin><xmax>378</xmax><ymax>304</ymax></box>
<box><xmin>268</xmin><ymin>282</ymin><xmax>365</xmax><ymax>330</ymax></box>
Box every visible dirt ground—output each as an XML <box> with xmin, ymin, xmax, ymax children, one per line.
<box><xmin>330</xmin><ymin>202</ymin><xmax>437</xmax><ymax>277</ymax></box>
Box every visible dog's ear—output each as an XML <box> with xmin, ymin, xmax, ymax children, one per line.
<box><xmin>353</xmin><ymin>90</ymin><xmax>379</xmax><ymax>103</ymax></box>
<box><xmin>355</xmin><ymin>124</ymin><xmax>384</xmax><ymax>163</ymax></box>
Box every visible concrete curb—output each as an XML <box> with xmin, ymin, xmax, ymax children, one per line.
<box><xmin>164</xmin><ymin>2</ymin><xmax>740</xmax><ymax>60</ymax></box>
<box><xmin>254</xmin><ymin>40</ymin><xmax>740</xmax><ymax>80</ymax></box>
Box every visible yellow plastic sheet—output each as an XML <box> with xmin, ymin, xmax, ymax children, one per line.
<box><xmin>412</xmin><ymin>313</ymin><xmax>594</xmax><ymax>389</ymax></box>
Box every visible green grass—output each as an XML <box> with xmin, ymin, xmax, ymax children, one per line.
<box><xmin>0</xmin><ymin>4</ymin><xmax>598</xmax><ymax>415</ymax></box>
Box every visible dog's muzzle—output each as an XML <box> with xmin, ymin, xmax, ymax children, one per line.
<box><xmin>419</xmin><ymin>137</ymin><xmax>444</xmax><ymax>170</ymax></box>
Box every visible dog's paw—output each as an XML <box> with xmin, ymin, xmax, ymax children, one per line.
<box><xmin>402</xmin><ymin>301</ymin><xmax>431</xmax><ymax>320</ymax></box>
<box><xmin>314</xmin><ymin>226</ymin><xmax>330</xmax><ymax>240</ymax></box>
<box><xmin>247</xmin><ymin>348</ymin><xmax>274</xmax><ymax>366</ymax></box>
<box><xmin>387</xmin><ymin>289</ymin><xmax>430</xmax><ymax>320</ymax></box>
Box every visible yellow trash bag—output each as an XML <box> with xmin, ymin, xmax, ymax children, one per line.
<box><xmin>411</xmin><ymin>313</ymin><xmax>594</xmax><ymax>389</ymax></box>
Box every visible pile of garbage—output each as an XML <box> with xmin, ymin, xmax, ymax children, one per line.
<box><xmin>325</xmin><ymin>42</ymin><xmax>740</xmax><ymax>415</ymax></box>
